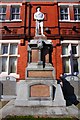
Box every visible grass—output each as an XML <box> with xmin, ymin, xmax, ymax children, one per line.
<box><xmin>1</xmin><ymin>116</ymin><xmax>79</xmax><ymax>120</ymax></box>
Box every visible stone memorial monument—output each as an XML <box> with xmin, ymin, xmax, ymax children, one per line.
<box><xmin>15</xmin><ymin>6</ymin><xmax>65</xmax><ymax>107</ymax></box>
<box><xmin>34</xmin><ymin>6</ymin><xmax>45</xmax><ymax>36</ymax></box>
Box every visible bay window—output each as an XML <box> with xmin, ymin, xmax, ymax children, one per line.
<box><xmin>0</xmin><ymin>41</ymin><xmax>19</xmax><ymax>77</ymax></box>
<box><xmin>62</xmin><ymin>42</ymin><xmax>79</xmax><ymax>75</ymax></box>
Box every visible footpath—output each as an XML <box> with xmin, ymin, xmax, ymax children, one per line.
<box><xmin>0</xmin><ymin>99</ymin><xmax>80</xmax><ymax>120</ymax></box>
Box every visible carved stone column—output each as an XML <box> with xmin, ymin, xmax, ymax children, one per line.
<box><xmin>28</xmin><ymin>46</ymin><xmax>31</xmax><ymax>63</ymax></box>
<box><xmin>28</xmin><ymin>51</ymin><xmax>31</xmax><ymax>63</ymax></box>
<box><xmin>37</xmin><ymin>39</ymin><xmax>43</xmax><ymax>65</ymax></box>
<box><xmin>38</xmin><ymin>49</ymin><xmax>43</xmax><ymax>65</ymax></box>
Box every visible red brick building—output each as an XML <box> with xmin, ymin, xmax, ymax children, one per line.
<box><xmin>0</xmin><ymin>1</ymin><xmax>80</xmax><ymax>81</ymax></box>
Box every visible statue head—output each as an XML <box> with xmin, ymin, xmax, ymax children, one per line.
<box><xmin>36</xmin><ymin>6</ymin><xmax>41</xmax><ymax>12</ymax></box>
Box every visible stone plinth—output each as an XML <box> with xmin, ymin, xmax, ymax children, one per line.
<box><xmin>28</xmin><ymin>71</ymin><xmax>53</xmax><ymax>78</ymax></box>
<box><xmin>34</xmin><ymin>35</ymin><xmax>47</xmax><ymax>40</ymax></box>
<box><xmin>26</xmin><ymin>63</ymin><xmax>55</xmax><ymax>79</ymax></box>
<box><xmin>15</xmin><ymin>36</ymin><xmax>66</xmax><ymax>107</ymax></box>
<box><xmin>15</xmin><ymin>80</ymin><xmax>66</xmax><ymax>106</ymax></box>
<box><xmin>0</xmin><ymin>76</ymin><xmax>16</xmax><ymax>100</ymax></box>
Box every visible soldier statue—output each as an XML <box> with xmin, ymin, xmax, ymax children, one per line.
<box><xmin>34</xmin><ymin>6</ymin><xmax>45</xmax><ymax>36</ymax></box>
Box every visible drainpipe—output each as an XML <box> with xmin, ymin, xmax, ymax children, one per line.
<box><xmin>24</xmin><ymin>2</ymin><xmax>27</xmax><ymax>39</ymax></box>
<box><xmin>21</xmin><ymin>1</ymin><xmax>27</xmax><ymax>45</ymax></box>
<box><xmin>27</xmin><ymin>3</ymin><xmax>32</xmax><ymax>41</ymax></box>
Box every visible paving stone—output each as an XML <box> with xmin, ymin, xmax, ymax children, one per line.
<box><xmin>0</xmin><ymin>99</ymin><xmax>79</xmax><ymax>119</ymax></box>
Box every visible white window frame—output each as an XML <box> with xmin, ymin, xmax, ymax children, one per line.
<box><xmin>0</xmin><ymin>3</ymin><xmax>22</xmax><ymax>22</ymax></box>
<box><xmin>61</xmin><ymin>40</ymin><xmax>80</xmax><ymax>75</ymax></box>
<box><xmin>59</xmin><ymin>5</ymin><xmax>70</xmax><ymax>21</ymax></box>
<box><xmin>11</xmin><ymin>5</ymin><xmax>20</xmax><ymax>21</ymax></box>
<box><xmin>0</xmin><ymin>40</ymin><xmax>20</xmax><ymax>78</ymax></box>
<box><xmin>59</xmin><ymin>3</ymin><xmax>80</xmax><ymax>22</ymax></box>
<box><xmin>0</xmin><ymin>5</ymin><xmax>6</xmax><ymax>21</ymax></box>
<box><xmin>74</xmin><ymin>5</ymin><xmax>80</xmax><ymax>21</ymax></box>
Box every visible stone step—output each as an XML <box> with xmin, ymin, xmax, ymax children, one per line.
<box><xmin>27</xmin><ymin>70</ymin><xmax>55</xmax><ymax>79</ymax></box>
<box><xmin>26</xmin><ymin>77</ymin><xmax>54</xmax><ymax>80</ymax></box>
<box><xmin>15</xmin><ymin>81</ymin><xmax>66</xmax><ymax>107</ymax></box>
<box><xmin>26</xmin><ymin>63</ymin><xmax>55</xmax><ymax>79</ymax></box>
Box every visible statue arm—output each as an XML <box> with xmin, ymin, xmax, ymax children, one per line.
<box><xmin>34</xmin><ymin>13</ymin><xmax>37</xmax><ymax>20</ymax></box>
<box><xmin>34</xmin><ymin>13</ymin><xmax>44</xmax><ymax>21</ymax></box>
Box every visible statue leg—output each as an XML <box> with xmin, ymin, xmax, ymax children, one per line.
<box><xmin>40</xmin><ymin>21</ymin><xmax>45</xmax><ymax>36</ymax></box>
<box><xmin>35</xmin><ymin>21</ymin><xmax>39</xmax><ymax>36</ymax></box>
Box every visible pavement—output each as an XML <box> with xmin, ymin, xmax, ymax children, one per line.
<box><xmin>0</xmin><ymin>99</ymin><xmax>80</xmax><ymax>120</ymax></box>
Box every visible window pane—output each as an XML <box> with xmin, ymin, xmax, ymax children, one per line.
<box><xmin>61</xmin><ymin>15</ymin><xmax>64</xmax><ymax>20</ymax></box>
<box><xmin>63</xmin><ymin>58</ymin><xmax>69</xmax><ymax>73</ymax></box>
<box><xmin>0</xmin><ymin>15</ymin><xmax>2</xmax><ymax>20</ymax></box>
<box><xmin>78</xmin><ymin>8</ymin><xmax>80</xmax><ymax>13</ymax></box>
<box><xmin>74</xmin><ymin>15</ymin><xmax>77</xmax><ymax>20</ymax></box>
<box><xmin>2</xmin><ymin>14</ymin><xmax>6</xmax><ymax>20</ymax></box>
<box><xmin>72</xmin><ymin>45</ymin><xmax>77</xmax><ymax>54</ymax></box>
<box><xmin>0</xmin><ymin>7</ymin><xmax>2</xmax><ymax>13</ymax></box>
<box><xmin>16</xmin><ymin>14</ymin><xmax>20</xmax><ymax>19</ymax></box>
<box><xmin>65</xmin><ymin>14</ymin><xmax>68</xmax><ymax>20</ymax></box>
<box><xmin>65</xmin><ymin>8</ymin><xmax>68</xmax><ymax>13</ymax></box>
<box><xmin>62</xmin><ymin>45</ymin><xmax>68</xmax><ymax>55</ymax></box>
<box><xmin>2</xmin><ymin>57</ymin><xmax>7</xmax><ymax>72</ymax></box>
<box><xmin>60</xmin><ymin>8</ymin><xmax>64</xmax><ymax>13</ymax></box>
<box><xmin>12</xmin><ymin>7</ymin><xmax>15</xmax><ymax>13</ymax></box>
<box><xmin>78</xmin><ymin>15</ymin><xmax>80</xmax><ymax>20</ymax></box>
<box><xmin>0</xmin><ymin>7</ymin><xmax>6</xmax><ymax>13</ymax></box>
<box><xmin>3</xmin><ymin>7</ymin><xmax>6</xmax><ymax>13</ymax></box>
<box><xmin>16</xmin><ymin>7</ymin><xmax>19</xmax><ymax>13</ymax></box>
<box><xmin>12</xmin><ymin>7</ymin><xmax>19</xmax><ymax>13</ymax></box>
<box><xmin>0</xmin><ymin>14</ymin><xmax>6</xmax><ymax>20</ymax></box>
<box><xmin>11</xmin><ymin>6</ymin><xmax>20</xmax><ymax>20</ymax></box>
<box><xmin>73</xmin><ymin>59</ymin><xmax>78</xmax><ymax>73</ymax></box>
<box><xmin>10</xmin><ymin>44</ymin><xmax>17</xmax><ymax>54</ymax></box>
<box><xmin>61</xmin><ymin>14</ymin><xmax>68</xmax><ymax>20</ymax></box>
<box><xmin>74</xmin><ymin>8</ymin><xmax>77</xmax><ymax>14</ymax></box>
<box><xmin>12</xmin><ymin>14</ymin><xmax>15</xmax><ymax>20</ymax></box>
<box><xmin>9</xmin><ymin>57</ymin><xmax>17</xmax><ymax>73</ymax></box>
<box><xmin>2</xmin><ymin>44</ymin><xmax>8</xmax><ymax>54</ymax></box>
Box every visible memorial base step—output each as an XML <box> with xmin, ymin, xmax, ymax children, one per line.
<box><xmin>15</xmin><ymin>80</ymin><xmax>66</xmax><ymax>107</ymax></box>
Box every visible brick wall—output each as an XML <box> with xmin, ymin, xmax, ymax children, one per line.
<box><xmin>17</xmin><ymin>41</ymin><xmax>28</xmax><ymax>80</ymax></box>
<box><xmin>1</xmin><ymin>1</ymin><xmax>80</xmax><ymax>80</ymax></box>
